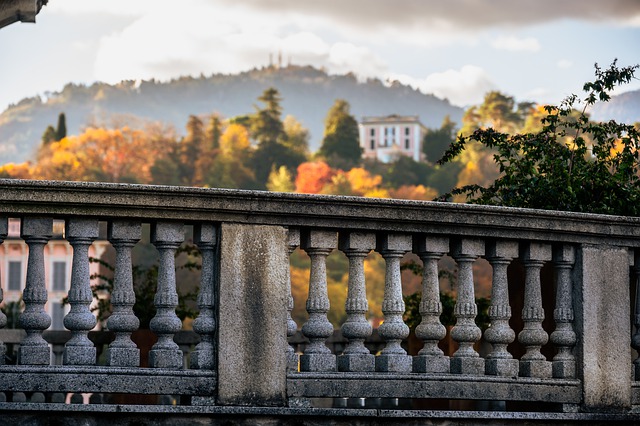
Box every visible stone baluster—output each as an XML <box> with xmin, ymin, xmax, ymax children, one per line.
<box><xmin>484</xmin><ymin>240</ymin><xmax>519</xmax><ymax>377</ymax></box>
<box><xmin>300</xmin><ymin>230</ymin><xmax>337</xmax><ymax>372</ymax></box>
<box><xmin>450</xmin><ymin>238</ymin><xmax>485</xmax><ymax>375</ymax></box>
<box><xmin>337</xmin><ymin>232</ymin><xmax>375</xmax><ymax>372</ymax></box>
<box><xmin>551</xmin><ymin>245</ymin><xmax>577</xmax><ymax>378</ymax></box>
<box><xmin>106</xmin><ymin>221</ymin><xmax>142</xmax><ymax>367</ymax></box>
<box><xmin>286</xmin><ymin>228</ymin><xmax>300</xmax><ymax>371</ymax></box>
<box><xmin>190</xmin><ymin>223</ymin><xmax>217</xmax><ymax>370</ymax></box>
<box><xmin>63</xmin><ymin>219</ymin><xmax>99</xmax><ymax>365</ymax></box>
<box><xmin>375</xmin><ymin>233</ymin><xmax>412</xmax><ymax>373</ymax></box>
<box><xmin>518</xmin><ymin>242</ymin><xmax>552</xmax><ymax>378</ymax></box>
<box><xmin>0</xmin><ymin>217</ymin><xmax>7</xmax><ymax>365</ymax></box>
<box><xmin>413</xmin><ymin>235</ymin><xmax>450</xmax><ymax>373</ymax></box>
<box><xmin>18</xmin><ymin>217</ymin><xmax>53</xmax><ymax>365</ymax></box>
<box><xmin>149</xmin><ymin>222</ymin><xmax>184</xmax><ymax>369</ymax></box>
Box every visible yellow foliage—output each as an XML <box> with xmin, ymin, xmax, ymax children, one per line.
<box><xmin>388</xmin><ymin>185</ymin><xmax>438</xmax><ymax>201</ymax></box>
<box><xmin>219</xmin><ymin>123</ymin><xmax>250</xmax><ymax>158</ymax></box>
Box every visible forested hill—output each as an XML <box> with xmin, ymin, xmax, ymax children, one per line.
<box><xmin>0</xmin><ymin>65</ymin><xmax>463</xmax><ymax>164</ymax></box>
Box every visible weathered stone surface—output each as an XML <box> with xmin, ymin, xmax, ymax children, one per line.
<box><xmin>218</xmin><ymin>223</ymin><xmax>288</xmax><ymax>406</ymax></box>
<box><xmin>574</xmin><ymin>244</ymin><xmax>631</xmax><ymax>411</ymax></box>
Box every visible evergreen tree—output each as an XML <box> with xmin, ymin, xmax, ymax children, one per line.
<box><xmin>422</xmin><ymin>115</ymin><xmax>457</xmax><ymax>163</ymax></box>
<box><xmin>41</xmin><ymin>125</ymin><xmax>57</xmax><ymax>145</ymax></box>
<box><xmin>250</xmin><ymin>88</ymin><xmax>306</xmax><ymax>185</ymax></box>
<box><xmin>55</xmin><ymin>112</ymin><xmax>67</xmax><ymax>141</ymax></box>
<box><xmin>205</xmin><ymin>114</ymin><xmax>222</xmax><ymax>151</ymax></box>
<box><xmin>251</xmin><ymin>87</ymin><xmax>285</xmax><ymax>145</ymax></box>
<box><xmin>319</xmin><ymin>99</ymin><xmax>362</xmax><ymax>170</ymax></box>
<box><xmin>179</xmin><ymin>115</ymin><xmax>204</xmax><ymax>185</ymax></box>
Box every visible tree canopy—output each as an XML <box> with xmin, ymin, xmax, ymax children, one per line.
<box><xmin>438</xmin><ymin>60</ymin><xmax>640</xmax><ymax>216</ymax></box>
<box><xmin>318</xmin><ymin>99</ymin><xmax>363</xmax><ymax>170</ymax></box>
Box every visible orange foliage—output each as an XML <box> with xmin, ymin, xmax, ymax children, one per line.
<box><xmin>0</xmin><ymin>162</ymin><xmax>33</xmax><ymax>179</ymax></box>
<box><xmin>33</xmin><ymin>126</ymin><xmax>174</xmax><ymax>183</ymax></box>
<box><xmin>295</xmin><ymin>161</ymin><xmax>334</xmax><ymax>194</ymax></box>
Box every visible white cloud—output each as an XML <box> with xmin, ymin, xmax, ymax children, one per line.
<box><xmin>390</xmin><ymin>65</ymin><xmax>497</xmax><ymax>107</ymax></box>
<box><xmin>491</xmin><ymin>36</ymin><xmax>541</xmax><ymax>52</ymax></box>
<box><xmin>557</xmin><ymin>59</ymin><xmax>573</xmax><ymax>69</ymax></box>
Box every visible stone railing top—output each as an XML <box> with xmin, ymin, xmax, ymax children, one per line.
<box><xmin>1</xmin><ymin>179</ymin><xmax>640</xmax><ymax>246</ymax></box>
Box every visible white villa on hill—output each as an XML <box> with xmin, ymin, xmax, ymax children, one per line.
<box><xmin>358</xmin><ymin>115</ymin><xmax>427</xmax><ymax>163</ymax></box>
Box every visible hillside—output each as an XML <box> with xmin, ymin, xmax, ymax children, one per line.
<box><xmin>0</xmin><ymin>65</ymin><xmax>463</xmax><ymax>164</ymax></box>
<box><xmin>590</xmin><ymin>88</ymin><xmax>640</xmax><ymax>124</ymax></box>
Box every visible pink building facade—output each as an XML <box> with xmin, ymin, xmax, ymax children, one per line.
<box><xmin>1</xmin><ymin>218</ymin><xmax>109</xmax><ymax>330</ymax></box>
<box><xmin>359</xmin><ymin>115</ymin><xmax>427</xmax><ymax>163</ymax></box>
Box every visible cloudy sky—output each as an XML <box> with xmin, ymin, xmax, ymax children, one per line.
<box><xmin>1</xmin><ymin>0</ymin><xmax>639</xmax><ymax>111</ymax></box>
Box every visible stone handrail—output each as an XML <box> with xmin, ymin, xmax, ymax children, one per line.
<box><xmin>0</xmin><ymin>179</ymin><xmax>638</xmax><ymax>420</ymax></box>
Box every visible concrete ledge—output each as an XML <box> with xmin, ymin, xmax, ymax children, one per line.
<box><xmin>2</xmin><ymin>179</ymin><xmax>640</xmax><ymax>246</ymax></box>
<box><xmin>288</xmin><ymin>373</ymin><xmax>581</xmax><ymax>403</ymax></box>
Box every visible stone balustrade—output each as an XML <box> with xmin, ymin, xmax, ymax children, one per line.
<box><xmin>0</xmin><ymin>179</ymin><xmax>639</xmax><ymax>423</ymax></box>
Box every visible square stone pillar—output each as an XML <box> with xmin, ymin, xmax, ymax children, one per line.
<box><xmin>217</xmin><ymin>223</ymin><xmax>288</xmax><ymax>406</ymax></box>
<box><xmin>574</xmin><ymin>244</ymin><xmax>631</xmax><ymax>411</ymax></box>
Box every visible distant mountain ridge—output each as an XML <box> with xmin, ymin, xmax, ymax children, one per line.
<box><xmin>590</xmin><ymin>88</ymin><xmax>640</xmax><ymax>125</ymax></box>
<box><xmin>0</xmin><ymin>65</ymin><xmax>464</xmax><ymax>164</ymax></box>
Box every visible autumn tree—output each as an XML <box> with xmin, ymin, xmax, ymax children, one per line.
<box><xmin>266</xmin><ymin>166</ymin><xmax>295</xmax><ymax>192</ymax></box>
<box><xmin>295</xmin><ymin>161</ymin><xmax>334</xmax><ymax>194</ymax></box>
<box><xmin>319</xmin><ymin>99</ymin><xmax>362</xmax><ymax>170</ymax></box>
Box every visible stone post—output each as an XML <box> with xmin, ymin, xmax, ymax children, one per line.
<box><xmin>190</xmin><ymin>223</ymin><xmax>217</xmax><ymax>370</ymax></box>
<box><xmin>574</xmin><ymin>244</ymin><xmax>630</xmax><ymax>411</ymax></box>
<box><xmin>286</xmin><ymin>228</ymin><xmax>300</xmax><ymax>372</ymax></box>
<box><xmin>376</xmin><ymin>233</ymin><xmax>412</xmax><ymax>373</ymax></box>
<box><xmin>484</xmin><ymin>240</ymin><xmax>519</xmax><ymax>377</ymax></box>
<box><xmin>63</xmin><ymin>219</ymin><xmax>99</xmax><ymax>365</ymax></box>
<box><xmin>413</xmin><ymin>235</ymin><xmax>449</xmax><ymax>374</ymax></box>
<box><xmin>337</xmin><ymin>232</ymin><xmax>375</xmax><ymax>372</ymax></box>
<box><xmin>149</xmin><ymin>222</ymin><xmax>184</xmax><ymax>369</ymax></box>
<box><xmin>300</xmin><ymin>230</ymin><xmax>337</xmax><ymax>372</ymax></box>
<box><xmin>633</xmin><ymin>250</ymin><xmax>640</xmax><ymax>381</ymax></box>
<box><xmin>106</xmin><ymin>221</ymin><xmax>141</xmax><ymax>367</ymax></box>
<box><xmin>551</xmin><ymin>244</ymin><xmax>576</xmax><ymax>378</ymax></box>
<box><xmin>450</xmin><ymin>238</ymin><xmax>485</xmax><ymax>375</ymax></box>
<box><xmin>18</xmin><ymin>217</ymin><xmax>53</xmax><ymax>365</ymax></box>
<box><xmin>0</xmin><ymin>217</ymin><xmax>7</xmax><ymax>365</ymax></box>
<box><xmin>518</xmin><ymin>242</ymin><xmax>552</xmax><ymax>378</ymax></box>
<box><xmin>217</xmin><ymin>223</ymin><xmax>288</xmax><ymax>406</ymax></box>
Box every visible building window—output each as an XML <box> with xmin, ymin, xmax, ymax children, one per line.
<box><xmin>370</xmin><ymin>128</ymin><xmax>375</xmax><ymax>137</ymax></box>
<box><xmin>51</xmin><ymin>302</ymin><xmax>65</xmax><ymax>330</ymax></box>
<box><xmin>405</xmin><ymin>139</ymin><xmax>410</xmax><ymax>150</ymax></box>
<box><xmin>405</xmin><ymin>127</ymin><xmax>410</xmax><ymax>136</ymax></box>
<box><xmin>8</xmin><ymin>261</ymin><xmax>21</xmax><ymax>291</ymax></box>
<box><xmin>390</xmin><ymin>127</ymin><xmax>395</xmax><ymax>136</ymax></box>
<box><xmin>370</xmin><ymin>139</ymin><xmax>375</xmax><ymax>150</ymax></box>
<box><xmin>53</xmin><ymin>261</ymin><xmax>67</xmax><ymax>291</ymax></box>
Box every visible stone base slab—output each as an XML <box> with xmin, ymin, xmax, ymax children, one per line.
<box><xmin>300</xmin><ymin>353</ymin><xmax>336</xmax><ymax>372</ymax></box>
<box><xmin>375</xmin><ymin>353</ymin><xmax>412</xmax><ymax>372</ymax></box>
<box><xmin>413</xmin><ymin>355</ymin><xmax>450</xmax><ymax>373</ymax></box>
<box><xmin>520</xmin><ymin>359</ymin><xmax>552</xmax><ymax>378</ymax></box>
<box><xmin>450</xmin><ymin>356</ymin><xmax>485</xmax><ymax>375</ymax></box>
<box><xmin>337</xmin><ymin>353</ymin><xmax>375</xmax><ymax>372</ymax></box>
<box><xmin>18</xmin><ymin>345</ymin><xmax>51</xmax><ymax>365</ymax></box>
<box><xmin>553</xmin><ymin>360</ymin><xmax>576</xmax><ymax>379</ymax></box>
<box><xmin>485</xmin><ymin>358</ymin><xmax>519</xmax><ymax>377</ymax></box>
<box><xmin>106</xmin><ymin>347</ymin><xmax>140</xmax><ymax>367</ymax></box>
<box><xmin>149</xmin><ymin>348</ymin><xmax>183</xmax><ymax>369</ymax></box>
<box><xmin>190</xmin><ymin>349</ymin><xmax>215</xmax><ymax>370</ymax></box>
<box><xmin>64</xmin><ymin>347</ymin><xmax>97</xmax><ymax>366</ymax></box>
